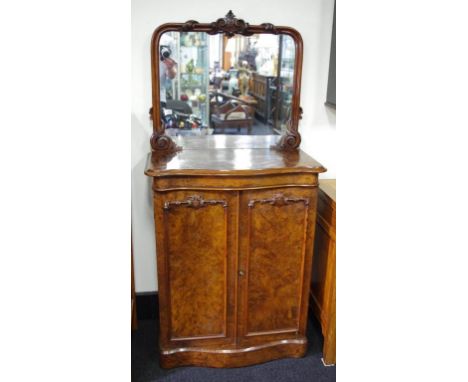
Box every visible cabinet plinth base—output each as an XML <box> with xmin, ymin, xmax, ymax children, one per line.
<box><xmin>160</xmin><ymin>338</ymin><xmax>308</xmax><ymax>368</ymax></box>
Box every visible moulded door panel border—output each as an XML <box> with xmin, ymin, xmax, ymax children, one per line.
<box><xmin>153</xmin><ymin>190</ymin><xmax>239</xmax><ymax>349</ymax></box>
<box><xmin>237</xmin><ymin>187</ymin><xmax>318</xmax><ymax>345</ymax></box>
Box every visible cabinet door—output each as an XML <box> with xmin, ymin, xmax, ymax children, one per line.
<box><xmin>237</xmin><ymin>188</ymin><xmax>317</xmax><ymax>344</ymax></box>
<box><xmin>154</xmin><ymin>191</ymin><xmax>238</xmax><ymax>347</ymax></box>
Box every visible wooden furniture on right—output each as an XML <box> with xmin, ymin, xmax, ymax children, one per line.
<box><xmin>310</xmin><ymin>179</ymin><xmax>336</xmax><ymax>365</ymax></box>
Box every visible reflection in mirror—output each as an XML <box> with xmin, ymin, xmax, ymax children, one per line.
<box><xmin>158</xmin><ymin>32</ymin><xmax>295</xmax><ymax>136</ymax></box>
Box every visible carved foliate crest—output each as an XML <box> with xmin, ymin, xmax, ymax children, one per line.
<box><xmin>208</xmin><ymin>10</ymin><xmax>252</xmax><ymax>38</ymax></box>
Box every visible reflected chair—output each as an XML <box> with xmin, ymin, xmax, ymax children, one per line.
<box><xmin>211</xmin><ymin>100</ymin><xmax>254</xmax><ymax>134</ymax></box>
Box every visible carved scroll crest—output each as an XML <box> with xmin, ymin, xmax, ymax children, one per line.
<box><xmin>208</xmin><ymin>10</ymin><xmax>252</xmax><ymax>38</ymax></box>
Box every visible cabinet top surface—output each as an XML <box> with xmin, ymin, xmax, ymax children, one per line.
<box><xmin>145</xmin><ymin>137</ymin><xmax>326</xmax><ymax>177</ymax></box>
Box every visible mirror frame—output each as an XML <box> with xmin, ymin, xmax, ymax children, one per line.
<box><xmin>150</xmin><ymin>11</ymin><xmax>304</xmax><ymax>154</ymax></box>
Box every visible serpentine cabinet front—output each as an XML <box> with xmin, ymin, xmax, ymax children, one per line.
<box><xmin>147</xmin><ymin>151</ymin><xmax>325</xmax><ymax>368</ymax></box>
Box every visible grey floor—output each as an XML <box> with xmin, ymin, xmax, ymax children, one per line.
<box><xmin>131</xmin><ymin>315</ymin><xmax>336</xmax><ymax>382</ymax></box>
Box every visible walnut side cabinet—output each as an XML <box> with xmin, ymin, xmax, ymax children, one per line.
<box><xmin>310</xmin><ymin>179</ymin><xmax>336</xmax><ymax>365</ymax></box>
<box><xmin>145</xmin><ymin>138</ymin><xmax>326</xmax><ymax>368</ymax></box>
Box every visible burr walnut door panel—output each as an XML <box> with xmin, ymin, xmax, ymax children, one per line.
<box><xmin>237</xmin><ymin>188</ymin><xmax>317</xmax><ymax>343</ymax></box>
<box><xmin>154</xmin><ymin>191</ymin><xmax>239</xmax><ymax>347</ymax></box>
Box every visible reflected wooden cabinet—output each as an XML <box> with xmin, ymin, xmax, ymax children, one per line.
<box><xmin>146</xmin><ymin>140</ymin><xmax>326</xmax><ymax>368</ymax></box>
<box><xmin>250</xmin><ymin>73</ymin><xmax>275</xmax><ymax>123</ymax></box>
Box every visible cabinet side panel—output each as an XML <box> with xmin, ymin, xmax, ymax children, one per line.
<box><xmin>310</xmin><ymin>224</ymin><xmax>331</xmax><ymax>321</ymax></box>
<box><xmin>164</xmin><ymin>202</ymin><xmax>228</xmax><ymax>339</ymax></box>
<box><xmin>310</xmin><ymin>189</ymin><xmax>336</xmax><ymax>331</ymax></box>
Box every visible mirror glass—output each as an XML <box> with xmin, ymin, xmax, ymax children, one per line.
<box><xmin>158</xmin><ymin>32</ymin><xmax>296</xmax><ymax>136</ymax></box>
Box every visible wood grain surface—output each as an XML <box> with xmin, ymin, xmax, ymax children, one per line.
<box><xmin>310</xmin><ymin>180</ymin><xmax>336</xmax><ymax>365</ymax></box>
<box><xmin>147</xmin><ymin>148</ymin><xmax>325</xmax><ymax>367</ymax></box>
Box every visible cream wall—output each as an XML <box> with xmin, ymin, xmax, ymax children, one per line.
<box><xmin>131</xmin><ymin>0</ymin><xmax>336</xmax><ymax>292</ymax></box>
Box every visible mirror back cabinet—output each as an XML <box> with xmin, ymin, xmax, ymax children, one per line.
<box><xmin>145</xmin><ymin>12</ymin><xmax>326</xmax><ymax>368</ymax></box>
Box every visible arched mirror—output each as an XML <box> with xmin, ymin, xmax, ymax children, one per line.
<box><xmin>150</xmin><ymin>11</ymin><xmax>304</xmax><ymax>153</ymax></box>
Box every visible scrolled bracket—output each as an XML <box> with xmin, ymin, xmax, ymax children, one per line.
<box><xmin>164</xmin><ymin>195</ymin><xmax>228</xmax><ymax>211</ymax></box>
<box><xmin>248</xmin><ymin>193</ymin><xmax>309</xmax><ymax>208</ymax></box>
<box><xmin>272</xmin><ymin>105</ymin><xmax>302</xmax><ymax>151</ymax></box>
<box><xmin>273</xmin><ymin>129</ymin><xmax>302</xmax><ymax>151</ymax></box>
<box><xmin>150</xmin><ymin>132</ymin><xmax>182</xmax><ymax>154</ymax></box>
